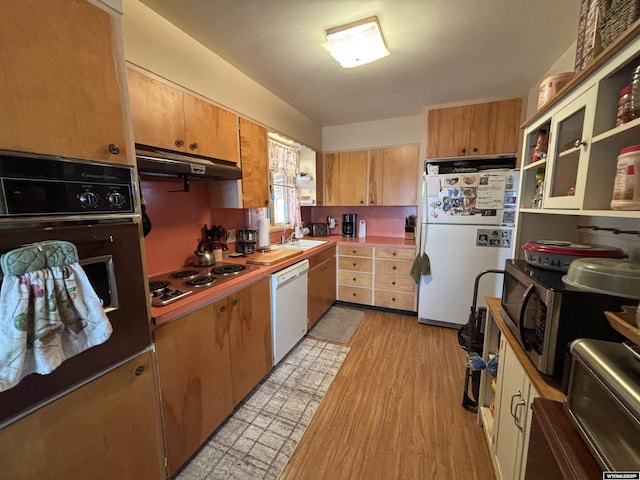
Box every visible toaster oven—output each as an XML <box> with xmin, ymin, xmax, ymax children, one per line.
<box><xmin>310</xmin><ymin>223</ymin><xmax>329</xmax><ymax>236</ymax></box>
<box><xmin>566</xmin><ymin>339</ymin><xmax>640</xmax><ymax>471</ymax></box>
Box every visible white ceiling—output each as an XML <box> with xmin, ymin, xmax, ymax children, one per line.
<box><xmin>138</xmin><ymin>0</ymin><xmax>581</xmax><ymax>127</ymax></box>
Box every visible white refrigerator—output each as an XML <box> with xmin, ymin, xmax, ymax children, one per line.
<box><xmin>418</xmin><ymin>169</ymin><xmax>518</xmax><ymax>327</ymax></box>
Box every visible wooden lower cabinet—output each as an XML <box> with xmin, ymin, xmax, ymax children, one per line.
<box><xmin>228</xmin><ymin>278</ymin><xmax>273</xmax><ymax>405</ymax></box>
<box><xmin>524</xmin><ymin>399</ymin><xmax>601</xmax><ymax>480</ymax></box>
<box><xmin>154</xmin><ymin>278</ymin><xmax>272</xmax><ymax>475</ymax></box>
<box><xmin>337</xmin><ymin>245</ymin><xmax>416</xmax><ymax>311</ymax></box>
<box><xmin>337</xmin><ymin>245</ymin><xmax>373</xmax><ymax>304</ymax></box>
<box><xmin>0</xmin><ymin>351</ymin><xmax>165</xmax><ymax>480</ymax></box>
<box><xmin>308</xmin><ymin>247</ymin><xmax>337</xmax><ymax>328</ymax></box>
<box><xmin>373</xmin><ymin>248</ymin><xmax>416</xmax><ymax>311</ymax></box>
<box><xmin>154</xmin><ymin>302</ymin><xmax>234</xmax><ymax>476</ymax></box>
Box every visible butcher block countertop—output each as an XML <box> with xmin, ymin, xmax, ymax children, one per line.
<box><xmin>150</xmin><ymin>235</ymin><xmax>416</xmax><ymax>327</ymax></box>
<box><xmin>245</xmin><ymin>248</ymin><xmax>304</xmax><ymax>265</ymax></box>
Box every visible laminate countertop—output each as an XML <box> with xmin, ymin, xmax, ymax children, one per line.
<box><xmin>151</xmin><ymin>235</ymin><xmax>416</xmax><ymax>327</ymax></box>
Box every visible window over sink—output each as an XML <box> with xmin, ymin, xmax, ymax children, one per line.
<box><xmin>268</xmin><ymin>134</ymin><xmax>317</xmax><ymax>229</ymax></box>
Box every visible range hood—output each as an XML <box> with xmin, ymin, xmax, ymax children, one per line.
<box><xmin>135</xmin><ymin>145</ymin><xmax>242</xmax><ymax>181</ymax></box>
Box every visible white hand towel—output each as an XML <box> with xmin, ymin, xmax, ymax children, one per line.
<box><xmin>0</xmin><ymin>263</ymin><xmax>112</xmax><ymax>392</ymax></box>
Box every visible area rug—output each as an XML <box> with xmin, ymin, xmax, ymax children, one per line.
<box><xmin>176</xmin><ymin>338</ymin><xmax>350</xmax><ymax>480</ymax></box>
<box><xmin>307</xmin><ymin>306</ymin><xmax>365</xmax><ymax>344</ymax></box>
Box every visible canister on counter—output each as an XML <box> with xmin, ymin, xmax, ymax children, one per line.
<box><xmin>611</xmin><ymin>144</ymin><xmax>640</xmax><ymax>210</ymax></box>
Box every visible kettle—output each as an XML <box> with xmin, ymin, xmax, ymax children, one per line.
<box><xmin>194</xmin><ymin>240</ymin><xmax>215</xmax><ymax>266</ymax></box>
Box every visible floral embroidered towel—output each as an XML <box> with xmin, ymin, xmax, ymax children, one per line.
<box><xmin>0</xmin><ymin>250</ymin><xmax>112</xmax><ymax>392</ymax></box>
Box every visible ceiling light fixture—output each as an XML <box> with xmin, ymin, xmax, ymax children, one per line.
<box><xmin>325</xmin><ymin>16</ymin><xmax>390</xmax><ymax>68</ymax></box>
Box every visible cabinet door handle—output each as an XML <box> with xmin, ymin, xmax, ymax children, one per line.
<box><xmin>175</xmin><ymin>139</ymin><xmax>184</xmax><ymax>147</ymax></box>
<box><xmin>392</xmin><ymin>265</ymin><xmax>397</xmax><ymax>270</ymax></box>
<box><xmin>232</xmin><ymin>299</ymin><xmax>238</xmax><ymax>306</ymax></box>
<box><xmin>392</xmin><ymin>252</ymin><xmax>397</xmax><ymax>256</ymax></box>
<box><xmin>108</xmin><ymin>143</ymin><xmax>120</xmax><ymax>155</ymax></box>
<box><xmin>352</xmin><ymin>277</ymin><xmax>356</xmax><ymax>281</ymax></box>
<box><xmin>189</xmin><ymin>142</ymin><xmax>199</xmax><ymax>150</ymax></box>
<box><xmin>510</xmin><ymin>390</ymin><xmax>522</xmax><ymax>418</ymax></box>
<box><xmin>353</xmin><ymin>262</ymin><xmax>357</xmax><ymax>267</ymax></box>
<box><xmin>392</xmin><ymin>281</ymin><xmax>396</xmax><ymax>285</ymax></box>
<box><xmin>352</xmin><ymin>250</ymin><xmax>357</xmax><ymax>254</ymax></box>
<box><xmin>134</xmin><ymin>366</ymin><xmax>145</xmax><ymax>376</ymax></box>
<box><xmin>574</xmin><ymin>139</ymin><xmax>587</xmax><ymax>148</ymax></box>
<box><xmin>461</xmin><ymin>148</ymin><xmax>467</xmax><ymax>154</ymax></box>
<box><xmin>513</xmin><ymin>399</ymin><xmax>526</xmax><ymax>430</ymax></box>
<box><xmin>220</xmin><ymin>305</ymin><xmax>226</xmax><ymax>313</ymax></box>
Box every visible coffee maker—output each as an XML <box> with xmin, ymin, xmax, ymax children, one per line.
<box><xmin>342</xmin><ymin>213</ymin><xmax>357</xmax><ymax>237</ymax></box>
<box><xmin>236</xmin><ymin>229</ymin><xmax>256</xmax><ymax>254</ymax></box>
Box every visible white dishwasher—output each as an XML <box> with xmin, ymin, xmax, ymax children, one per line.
<box><xmin>271</xmin><ymin>259</ymin><xmax>309</xmax><ymax>365</ymax></box>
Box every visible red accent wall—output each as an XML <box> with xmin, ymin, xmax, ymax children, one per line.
<box><xmin>141</xmin><ymin>179</ymin><xmax>418</xmax><ymax>275</ymax></box>
<box><xmin>140</xmin><ymin>179</ymin><xmax>245</xmax><ymax>275</ymax></box>
<box><xmin>302</xmin><ymin>206</ymin><xmax>417</xmax><ymax>238</ymax></box>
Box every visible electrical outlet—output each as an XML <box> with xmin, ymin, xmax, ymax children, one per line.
<box><xmin>227</xmin><ymin>229</ymin><xmax>236</xmax><ymax>243</ymax></box>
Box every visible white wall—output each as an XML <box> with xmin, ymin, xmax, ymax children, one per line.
<box><xmin>122</xmin><ymin>0</ymin><xmax>322</xmax><ymax>150</ymax></box>
<box><xmin>525</xmin><ymin>42</ymin><xmax>578</xmax><ymax>116</ymax></box>
<box><xmin>322</xmin><ymin>115</ymin><xmax>424</xmax><ymax>152</ymax></box>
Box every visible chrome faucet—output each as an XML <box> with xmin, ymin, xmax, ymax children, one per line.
<box><xmin>280</xmin><ymin>229</ymin><xmax>295</xmax><ymax>245</ymax></box>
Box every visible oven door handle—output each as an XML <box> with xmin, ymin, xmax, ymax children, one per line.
<box><xmin>519</xmin><ymin>284</ymin><xmax>535</xmax><ymax>351</ymax></box>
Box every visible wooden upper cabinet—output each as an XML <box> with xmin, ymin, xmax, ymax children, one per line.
<box><xmin>369</xmin><ymin>145</ymin><xmax>419</xmax><ymax>206</ymax></box>
<box><xmin>0</xmin><ymin>0</ymin><xmax>128</xmax><ymax>164</ymax></box>
<box><xmin>127</xmin><ymin>68</ymin><xmax>186</xmax><ymax>152</ymax></box>
<box><xmin>182</xmin><ymin>94</ymin><xmax>239</xmax><ymax>161</ymax></box>
<box><xmin>127</xmin><ymin>68</ymin><xmax>239</xmax><ymax>163</ymax></box>
<box><xmin>239</xmin><ymin>117</ymin><xmax>270</xmax><ymax>208</ymax></box>
<box><xmin>427</xmin><ymin>98</ymin><xmax>522</xmax><ymax>158</ymax></box>
<box><xmin>315</xmin><ymin>151</ymin><xmax>325</xmax><ymax>206</ymax></box>
<box><xmin>325</xmin><ymin>150</ymin><xmax>368</xmax><ymax>206</ymax></box>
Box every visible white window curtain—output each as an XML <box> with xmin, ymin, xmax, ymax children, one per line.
<box><xmin>268</xmin><ymin>139</ymin><xmax>301</xmax><ymax>227</ymax></box>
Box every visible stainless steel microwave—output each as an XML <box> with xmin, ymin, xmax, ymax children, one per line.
<box><xmin>501</xmin><ymin>259</ymin><xmax>631</xmax><ymax>379</ymax></box>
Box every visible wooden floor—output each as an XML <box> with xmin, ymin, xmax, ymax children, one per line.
<box><xmin>280</xmin><ymin>308</ymin><xmax>495</xmax><ymax>480</ymax></box>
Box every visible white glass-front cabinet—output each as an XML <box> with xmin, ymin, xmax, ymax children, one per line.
<box><xmin>492</xmin><ymin>338</ymin><xmax>538</xmax><ymax>480</ymax></box>
<box><xmin>518</xmin><ymin>33</ymin><xmax>640</xmax><ymax>220</ymax></box>
<box><xmin>543</xmin><ymin>87</ymin><xmax>596</xmax><ymax>209</ymax></box>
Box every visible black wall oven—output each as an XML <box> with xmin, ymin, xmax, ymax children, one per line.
<box><xmin>0</xmin><ymin>150</ymin><xmax>150</xmax><ymax>426</ymax></box>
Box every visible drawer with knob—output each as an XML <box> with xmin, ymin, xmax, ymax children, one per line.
<box><xmin>338</xmin><ymin>245</ymin><xmax>373</xmax><ymax>257</ymax></box>
<box><xmin>375</xmin><ymin>258</ymin><xmax>412</xmax><ymax>276</ymax></box>
<box><xmin>338</xmin><ymin>286</ymin><xmax>372</xmax><ymax>305</ymax></box>
<box><xmin>374</xmin><ymin>275</ymin><xmax>415</xmax><ymax>293</ymax></box>
<box><xmin>338</xmin><ymin>271</ymin><xmax>372</xmax><ymax>288</ymax></box>
<box><xmin>338</xmin><ymin>257</ymin><xmax>373</xmax><ymax>273</ymax></box>
<box><xmin>374</xmin><ymin>290</ymin><xmax>415</xmax><ymax>311</ymax></box>
<box><xmin>375</xmin><ymin>247</ymin><xmax>414</xmax><ymax>260</ymax></box>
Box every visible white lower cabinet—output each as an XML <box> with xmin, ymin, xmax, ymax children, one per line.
<box><xmin>492</xmin><ymin>338</ymin><xmax>538</xmax><ymax>480</ymax></box>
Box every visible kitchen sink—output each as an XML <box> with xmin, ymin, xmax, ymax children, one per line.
<box><xmin>272</xmin><ymin>239</ymin><xmax>329</xmax><ymax>251</ymax></box>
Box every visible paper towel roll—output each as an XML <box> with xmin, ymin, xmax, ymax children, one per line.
<box><xmin>258</xmin><ymin>216</ymin><xmax>270</xmax><ymax>247</ymax></box>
